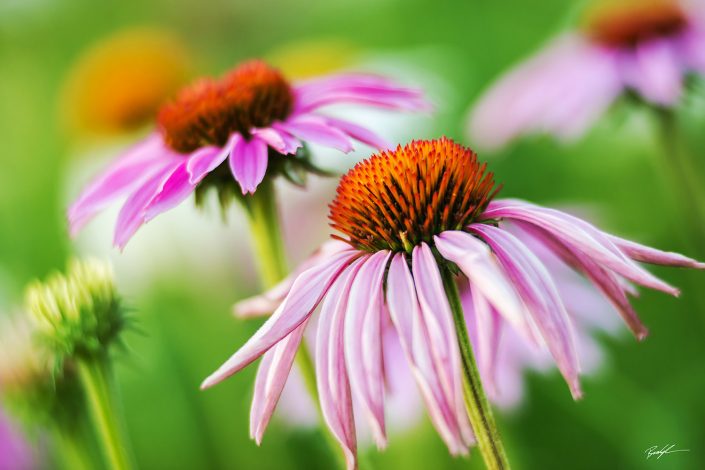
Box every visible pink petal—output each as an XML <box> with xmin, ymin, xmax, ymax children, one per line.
<box><xmin>619</xmin><ymin>38</ymin><xmax>684</xmax><ymax>105</ymax></box>
<box><xmin>680</xmin><ymin>25</ymin><xmax>705</xmax><ymax>74</ymax></box>
<box><xmin>607</xmin><ymin>234</ymin><xmax>705</xmax><ymax>269</ymax></box>
<box><xmin>518</xmin><ymin>222</ymin><xmax>648</xmax><ymax>340</ymax></box>
<box><xmin>385</xmin><ymin>254</ymin><xmax>469</xmax><ymax>455</ymax></box>
<box><xmin>470</xmin><ymin>224</ymin><xmax>582</xmax><ymax>399</ymax></box>
<box><xmin>250</xmin><ymin>319</ymin><xmax>309</xmax><ymax>444</ymax></box>
<box><xmin>144</xmin><ymin>143</ymin><xmax>232</xmax><ymax>221</ymax></box>
<box><xmin>201</xmin><ymin>249</ymin><xmax>360</xmax><ymax>389</ymax></box>
<box><xmin>113</xmin><ymin>160</ymin><xmax>182</xmax><ymax>250</ymax></box>
<box><xmin>275</xmin><ymin>115</ymin><xmax>353</xmax><ymax>153</ymax></box>
<box><xmin>484</xmin><ymin>199</ymin><xmax>680</xmax><ymax>296</ymax></box>
<box><xmin>411</xmin><ymin>244</ymin><xmax>474</xmax><ymax>447</ymax></box>
<box><xmin>233</xmin><ymin>241</ymin><xmax>356</xmax><ymax>318</ymax></box>
<box><xmin>322</xmin><ymin>116</ymin><xmax>392</xmax><ymax>150</ymax></box>
<box><xmin>68</xmin><ymin>134</ymin><xmax>174</xmax><ymax>235</ymax></box>
<box><xmin>251</xmin><ymin>127</ymin><xmax>302</xmax><ymax>155</ymax></box>
<box><xmin>344</xmin><ymin>251</ymin><xmax>390</xmax><ymax>448</ymax></box>
<box><xmin>458</xmin><ymin>279</ymin><xmax>502</xmax><ymax>398</ymax></box>
<box><xmin>316</xmin><ymin>258</ymin><xmax>365</xmax><ymax>470</ymax></box>
<box><xmin>294</xmin><ymin>73</ymin><xmax>429</xmax><ymax>113</ymax></box>
<box><xmin>229</xmin><ymin>135</ymin><xmax>269</xmax><ymax>195</ymax></box>
<box><xmin>434</xmin><ymin>231</ymin><xmax>532</xmax><ymax>341</ymax></box>
<box><xmin>468</xmin><ymin>35</ymin><xmax>621</xmax><ymax>150</ymax></box>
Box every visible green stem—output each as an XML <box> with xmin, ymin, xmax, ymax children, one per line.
<box><xmin>242</xmin><ymin>178</ymin><xmax>289</xmax><ymax>288</ymax></box>
<box><xmin>76</xmin><ymin>358</ymin><xmax>133</xmax><ymax>470</ymax></box>
<box><xmin>440</xmin><ymin>266</ymin><xmax>510</xmax><ymax>470</ymax></box>
<box><xmin>242</xmin><ymin>179</ymin><xmax>344</xmax><ymax>469</ymax></box>
<box><xmin>655</xmin><ymin>108</ymin><xmax>705</xmax><ymax>246</ymax></box>
<box><xmin>53</xmin><ymin>427</ymin><xmax>93</xmax><ymax>470</ymax></box>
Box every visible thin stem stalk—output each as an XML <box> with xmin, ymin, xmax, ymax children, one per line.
<box><xmin>440</xmin><ymin>266</ymin><xmax>510</xmax><ymax>470</ymax></box>
<box><xmin>76</xmin><ymin>358</ymin><xmax>133</xmax><ymax>470</ymax></box>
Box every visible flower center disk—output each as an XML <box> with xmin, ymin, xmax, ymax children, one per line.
<box><xmin>584</xmin><ymin>0</ymin><xmax>688</xmax><ymax>47</ymax></box>
<box><xmin>157</xmin><ymin>60</ymin><xmax>294</xmax><ymax>153</ymax></box>
<box><xmin>329</xmin><ymin>138</ymin><xmax>500</xmax><ymax>253</ymax></box>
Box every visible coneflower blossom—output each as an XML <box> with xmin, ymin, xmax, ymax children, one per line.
<box><xmin>202</xmin><ymin>138</ymin><xmax>702</xmax><ymax>468</ymax></box>
<box><xmin>68</xmin><ymin>59</ymin><xmax>428</xmax><ymax>248</ymax></box>
<box><xmin>469</xmin><ymin>0</ymin><xmax>705</xmax><ymax>149</ymax></box>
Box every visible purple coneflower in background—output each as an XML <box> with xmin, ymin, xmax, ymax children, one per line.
<box><xmin>68</xmin><ymin>59</ymin><xmax>427</xmax><ymax>249</ymax></box>
<box><xmin>469</xmin><ymin>0</ymin><xmax>705</xmax><ymax>149</ymax></box>
<box><xmin>201</xmin><ymin>138</ymin><xmax>703</xmax><ymax>469</ymax></box>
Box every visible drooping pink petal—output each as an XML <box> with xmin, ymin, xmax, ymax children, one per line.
<box><xmin>201</xmin><ymin>249</ymin><xmax>360</xmax><ymax>389</ymax></box>
<box><xmin>619</xmin><ymin>38</ymin><xmax>684</xmax><ymax>105</ymax></box>
<box><xmin>385</xmin><ymin>253</ymin><xmax>469</xmax><ymax>455</ymax></box>
<box><xmin>458</xmin><ymin>279</ymin><xmax>502</xmax><ymax>398</ymax></box>
<box><xmin>517</xmin><ymin>222</ymin><xmax>649</xmax><ymax>340</ymax></box>
<box><xmin>316</xmin><ymin>258</ymin><xmax>366</xmax><ymax>470</ymax></box>
<box><xmin>113</xmin><ymin>160</ymin><xmax>182</xmax><ymax>250</ymax></box>
<box><xmin>434</xmin><ymin>231</ymin><xmax>532</xmax><ymax>341</ymax></box>
<box><xmin>411</xmin><ymin>244</ymin><xmax>474</xmax><ymax>448</ymax></box>
<box><xmin>680</xmin><ymin>24</ymin><xmax>705</xmax><ymax>74</ymax></box>
<box><xmin>68</xmin><ymin>134</ymin><xmax>174</xmax><ymax>235</ymax></box>
<box><xmin>468</xmin><ymin>35</ymin><xmax>622</xmax><ymax>150</ymax></box>
<box><xmin>275</xmin><ymin>115</ymin><xmax>354</xmax><ymax>153</ymax></box>
<box><xmin>321</xmin><ymin>116</ymin><xmax>393</xmax><ymax>150</ymax></box>
<box><xmin>470</xmin><ymin>223</ymin><xmax>582</xmax><ymax>399</ymax></box>
<box><xmin>607</xmin><ymin>234</ymin><xmax>705</xmax><ymax>269</ymax></box>
<box><xmin>294</xmin><ymin>74</ymin><xmax>429</xmax><ymax>113</ymax></box>
<box><xmin>229</xmin><ymin>134</ymin><xmax>269</xmax><ymax>194</ymax></box>
<box><xmin>250</xmin><ymin>319</ymin><xmax>309</xmax><ymax>444</ymax></box>
<box><xmin>344</xmin><ymin>250</ymin><xmax>390</xmax><ymax>448</ymax></box>
<box><xmin>484</xmin><ymin>199</ymin><xmax>680</xmax><ymax>296</ymax></box>
<box><xmin>251</xmin><ymin>127</ymin><xmax>302</xmax><ymax>155</ymax></box>
<box><xmin>233</xmin><ymin>240</ymin><xmax>356</xmax><ymax>318</ymax></box>
<box><xmin>143</xmin><ymin>141</ymin><xmax>234</xmax><ymax>221</ymax></box>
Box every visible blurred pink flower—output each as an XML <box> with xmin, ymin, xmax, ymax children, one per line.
<box><xmin>68</xmin><ymin>59</ymin><xmax>428</xmax><ymax>249</ymax></box>
<box><xmin>202</xmin><ymin>139</ymin><xmax>703</xmax><ymax>468</ymax></box>
<box><xmin>469</xmin><ymin>0</ymin><xmax>705</xmax><ymax>149</ymax></box>
<box><xmin>0</xmin><ymin>411</ymin><xmax>33</xmax><ymax>470</ymax></box>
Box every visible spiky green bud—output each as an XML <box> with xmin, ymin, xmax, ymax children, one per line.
<box><xmin>24</xmin><ymin>259</ymin><xmax>125</xmax><ymax>367</ymax></box>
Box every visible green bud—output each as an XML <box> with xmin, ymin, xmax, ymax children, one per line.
<box><xmin>24</xmin><ymin>259</ymin><xmax>125</xmax><ymax>367</ymax></box>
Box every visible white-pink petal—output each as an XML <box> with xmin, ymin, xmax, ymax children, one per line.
<box><xmin>385</xmin><ymin>253</ymin><xmax>469</xmax><ymax>455</ymax></box>
<box><xmin>344</xmin><ymin>251</ymin><xmax>390</xmax><ymax>448</ymax></box>
<box><xmin>201</xmin><ymin>249</ymin><xmax>359</xmax><ymax>389</ymax></box>
<box><xmin>411</xmin><ymin>244</ymin><xmax>474</xmax><ymax>447</ymax></box>
<box><xmin>471</xmin><ymin>224</ymin><xmax>582</xmax><ymax>399</ymax></box>
<box><xmin>250</xmin><ymin>319</ymin><xmax>309</xmax><ymax>444</ymax></box>
<box><xmin>316</xmin><ymin>259</ymin><xmax>365</xmax><ymax>470</ymax></box>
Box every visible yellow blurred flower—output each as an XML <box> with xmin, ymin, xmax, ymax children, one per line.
<box><xmin>266</xmin><ymin>38</ymin><xmax>359</xmax><ymax>79</ymax></box>
<box><xmin>61</xmin><ymin>27</ymin><xmax>191</xmax><ymax>136</ymax></box>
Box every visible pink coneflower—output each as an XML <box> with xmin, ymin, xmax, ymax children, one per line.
<box><xmin>202</xmin><ymin>138</ymin><xmax>703</xmax><ymax>469</ymax></box>
<box><xmin>68</xmin><ymin>59</ymin><xmax>427</xmax><ymax>249</ymax></box>
<box><xmin>469</xmin><ymin>0</ymin><xmax>705</xmax><ymax>149</ymax></box>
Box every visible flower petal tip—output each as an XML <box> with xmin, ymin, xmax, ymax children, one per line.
<box><xmin>569</xmin><ymin>379</ymin><xmax>583</xmax><ymax>401</ymax></box>
<box><xmin>199</xmin><ymin>375</ymin><xmax>220</xmax><ymax>390</ymax></box>
<box><xmin>636</xmin><ymin>328</ymin><xmax>649</xmax><ymax>342</ymax></box>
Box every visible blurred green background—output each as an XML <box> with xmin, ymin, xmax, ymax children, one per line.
<box><xmin>1</xmin><ymin>0</ymin><xmax>704</xmax><ymax>469</ymax></box>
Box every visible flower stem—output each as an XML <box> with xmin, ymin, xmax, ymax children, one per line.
<box><xmin>654</xmin><ymin>108</ymin><xmax>705</xmax><ymax>244</ymax></box>
<box><xmin>76</xmin><ymin>357</ymin><xmax>133</xmax><ymax>470</ymax></box>
<box><xmin>440</xmin><ymin>266</ymin><xmax>510</xmax><ymax>470</ymax></box>
<box><xmin>242</xmin><ymin>179</ymin><xmax>344</xmax><ymax>469</ymax></box>
<box><xmin>242</xmin><ymin>178</ymin><xmax>289</xmax><ymax>288</ymax></box>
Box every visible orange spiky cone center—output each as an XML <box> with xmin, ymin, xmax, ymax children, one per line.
<box><xmin>584</xmin><ymin>0</ymin><xmax>688</xmax><ymax>47</ymax></box>
<box><xmin>329</xmin><ymin>138</ymin><xmax>500</xmax><ymax>253</ymax></box>
<box><xmin>157</xmin><ymin>60</ymin><xmax>293</xmax><ymax>153</ymax></box>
